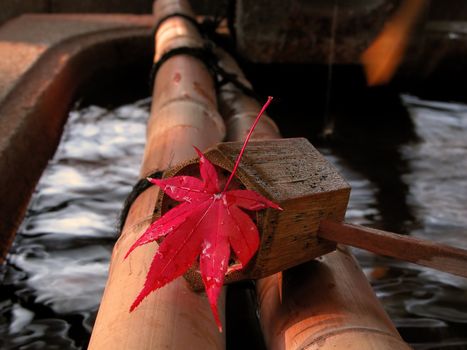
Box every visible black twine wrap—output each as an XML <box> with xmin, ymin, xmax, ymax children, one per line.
<box><xmin>149</xmin><ymin>44</ymin><xmax>259</xmax><ymax>100</ymax></box>
<box><xmin>152</xmin><ymin>12</ymin><xmax>201</xmax><ymax>39</ymax></box>
<box><xmin>149</xmin><ymin>13</ymin><xmax>259</xmax><ymax>100</ymax></box>
<box><xmin>119</xmin><ymin>170</ymin><xmax>163</xmax><ymax>233</ymax></box>
<box><xmin>149</xmin><ymin>45</ymin><xmax>217</xmax><ymax>91</ymax></box>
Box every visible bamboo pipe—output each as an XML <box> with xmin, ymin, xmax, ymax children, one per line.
<box><xmin>257</xmin><ymin>249</ymin><xmax>411</xmax><ymax>350</ymax></box>
<box><xmin>88</xmin><ymin>1</ymin><xmax>226</xmax><ymax>348</ymax></box>
<box><xmin>215</xmin><ymin>48</ymin><xmax>280</xmax><ymax>141</ymax></box>
<box><xmin>217</xmin><ymin>51</ymin><xmax>410</xmax><ymax>349</ymax></box>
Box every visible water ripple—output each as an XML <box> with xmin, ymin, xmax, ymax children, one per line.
<box><xmin>2</xmin><ymin>95</ymin><xmax>467</xmax><ymax>349</ymax></box>
<box><xmin>0</xmin><ymin>99</ymin><xmax>149</xmax><ymax>349</ymax></box>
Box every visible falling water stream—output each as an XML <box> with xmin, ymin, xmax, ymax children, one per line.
<box><xmin>0</xmin><ymin>89</ymin><xmax>466</xmax><ymax>348</ymax></box>
<box><xmin>322</xmin><ymin>1</ymin><xmax>338</xmax><ymax>137</ymax></box>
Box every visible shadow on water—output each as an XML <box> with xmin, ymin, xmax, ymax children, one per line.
<box><xmin>329</xmin><ymin>79</ymin><xmax>419</xmax><ymax>234</ymax></box>
<box><xmin>244</xmin><ymin>63</ymin><xmax>418</xmax><ymax>233</ymax></box>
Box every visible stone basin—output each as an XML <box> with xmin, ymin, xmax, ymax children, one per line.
<box><xmin>0</xmin><ymin>14</ymin><xmax>153</xmax><ymax>259</ymax></box>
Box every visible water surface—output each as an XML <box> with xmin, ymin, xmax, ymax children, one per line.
<box><xmin>0</xmin><ymin>99</ymin><xmax>149</xmax><ymax>349</ymax></box>
<box><xmin>1</xmin><ymin>94</ymin><xmax>466</xmax><ymax>349</ymax></box>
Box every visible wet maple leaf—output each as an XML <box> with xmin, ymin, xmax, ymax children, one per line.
<box><xmin>126</xmin><ymin>97</ymin><xmax>281</xmax><ymax>331</ymax></box>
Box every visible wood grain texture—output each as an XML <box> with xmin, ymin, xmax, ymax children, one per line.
<box><xmin>216</xmin><ymin>138</ymin><xmax>350</xmax><ymax>279</ymax></box>
<box><xmin>166</xmin><ymin>138</ymin><xmax>350</xmax><ymax>288</ymax></box>
<box><xmin>319</xmin><ymin>220</ymin><xmax>467</xmax><ymax>278</ymax></box>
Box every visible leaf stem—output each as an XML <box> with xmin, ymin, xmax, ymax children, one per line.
<box><xmin>222</xmin><ymin>96</ymin><xmax>273</xmax><ymax>192</ymax></box>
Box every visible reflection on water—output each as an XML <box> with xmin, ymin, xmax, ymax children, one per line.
<box><xmin>329</xmin><ymin>94</ymin><xmax>467</xmax><ymax>349</ymax></box>
<box><xmin>0</xmin><ymin>99</ymin><xmax>149</xmax><ymax>349</ymax></box>
<box><xmin>1</xmin><ymin>95</ymin><xmax>467</xmax><ymax>349</ymax></box>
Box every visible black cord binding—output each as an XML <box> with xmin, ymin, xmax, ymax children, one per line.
<box><xmin>152</xmin><ymin>13</ymin><xmax>201</xmax><ymax>39</ymax></box>
<box><xmin>118</xmin><ymin>170</ymin><xmax>163</xmax><ymax>233</ymax></box>
<box><xmin>149</xmin><ymin>12</ymin><xmax>259</xmax><ymax>100</ymax></box>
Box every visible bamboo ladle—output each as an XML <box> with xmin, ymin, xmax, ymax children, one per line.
<box><xmin>318</xmin><ymin>219</ymin><xmax>467</xmax><ymax>277</ymax></box>
<box><xmin>164</xmin><ymin>137</ymin><xmax>467</xmax><ymax>288</ymax></box>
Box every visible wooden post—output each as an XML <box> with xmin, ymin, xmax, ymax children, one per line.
<box><xmin>217</xmin><ymin>50</ymin><xmax>410</xmax><ymax>349</ymax></box>
<box><xmin>88</xmin><ymin>0</ymin><xmax>226</xmax><ymax>348</ymax></box>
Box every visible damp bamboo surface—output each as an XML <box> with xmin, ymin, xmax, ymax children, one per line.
<box><xmin>88</xmin><ymin>0</ymin><xmax>226</xmax><ymax>349</ymax></box>
<box><xmin>256</xmin><ymin>250</ymin><xmax>411</xmax><ymax>350</ymax></box>
<box><xmin>215</xmin><ymin>48</ymin><xmax>280</xmax><ymax>141</ymax></box>
<box><xmin>217</xmin><ymin>50</ymin><xmax>410</xmax><ymax>349</ymax></box>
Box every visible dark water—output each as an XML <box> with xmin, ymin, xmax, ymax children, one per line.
<box><xmin>1</xmin><ymin>94</ymin><xmax>467</xmax><ymax>349</ymax></box>
<box><xmin>341</xmin><ymin>95</ymin><xmax>467</xmax><ymax>349</ymax></box>
<box><xmin>0</xmin><ymin>99</ymin><xmax>149</xmax><ymax>349</ymax></box>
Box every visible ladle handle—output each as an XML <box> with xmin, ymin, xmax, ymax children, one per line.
<box><xmin>318</xmin><ymin>220</ymin><xmax>467</xmax><ymax>278</ymax></box>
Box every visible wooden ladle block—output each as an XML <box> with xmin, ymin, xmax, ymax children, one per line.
<box><xmin>158</xmin><ymin>138</ymin><xmax>351</xmax><ymax>289</ymax></box>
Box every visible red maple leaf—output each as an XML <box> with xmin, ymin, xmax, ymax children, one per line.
<box><xmin>125</xmin><ymin>97</ymin><xmax>281</xmax><ymax>331</ymax></box>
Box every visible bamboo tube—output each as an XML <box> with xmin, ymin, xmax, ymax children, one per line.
<box><xmin>257</xmin><ymin>249</ymin><xmax>411</xmax><ymax>350</ymax></box>
<box><xmin>215</xmin><ymin>48</ymin><xmax>280</xmax><ymax>141</ymax></box>
<box><xmin>88</xmin><ymin>1</ymin><xmax>226</xmax><ymax>348</ymax></box>
<box><xmin>217</xmin><ymin>51</ymin><xmax>410</xmax><ymax>349</ymax></box>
